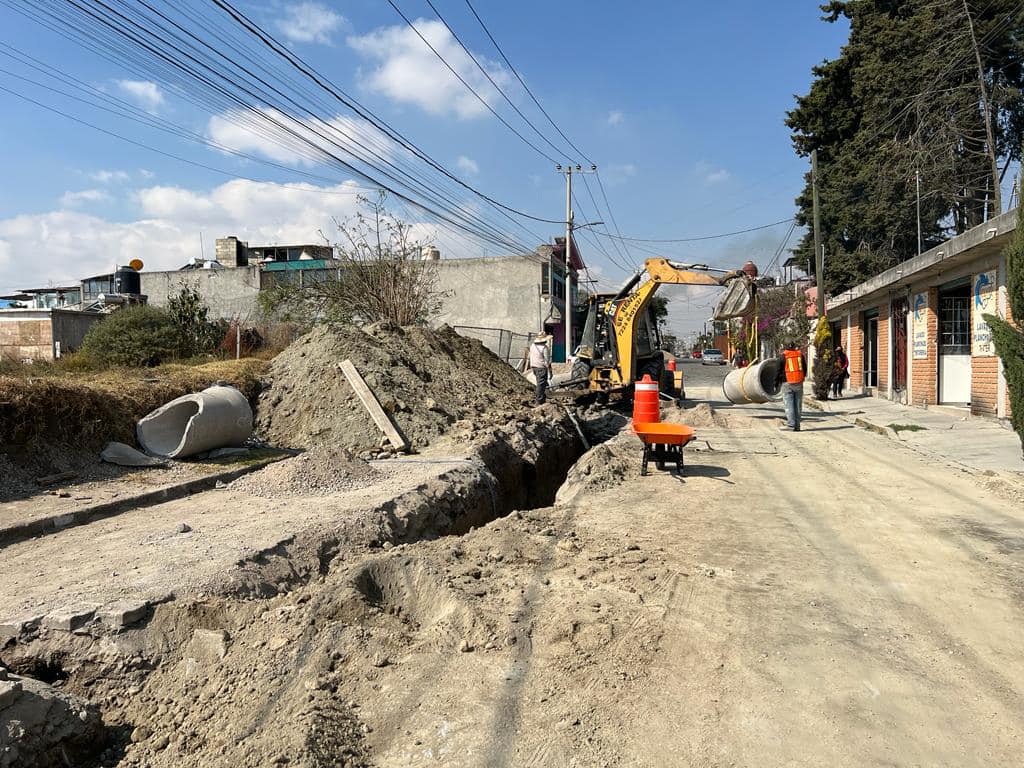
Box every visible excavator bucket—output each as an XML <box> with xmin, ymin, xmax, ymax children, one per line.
<box><xmin>712</xmin><ymin>277</ymin><xmax>755</xmax><ymax>320</ymax></box>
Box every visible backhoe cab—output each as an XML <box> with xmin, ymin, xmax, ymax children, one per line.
<box><xmin>571</xmin><ymin>258</ymin><xmax>753</xmax><ymax>395</ymax></box>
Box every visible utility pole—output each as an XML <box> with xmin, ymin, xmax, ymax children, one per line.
<box><xmin>916</xmin><ymin>169</ymin><xmax>922</xmax><ymax>256</ymax></box>
<box><xmin>565</xmin><ymin>164</ymin><xmax>574</xmax><ymax>360</ymax></box>
<box><xmin>963</xmin><ymin>0</ymin><xmax>1001</xmax><ymax>218</ymax></box>
<box><xmin>555</xmin><ymin>164</ymin><xmax>598</xmax><ymax>363</ymax></box>
<box><xmin>811</xmin><ymin>149</ymin><xmax>825</xmax><ymax>319</ymax></box>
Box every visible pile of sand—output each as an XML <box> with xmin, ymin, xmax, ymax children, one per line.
<box><xmin>256</xmin><ymin>323</ymin><xmax>531</xmax><ymax>452</ymax></box>
<box><xmin>230</xmin><ymin>445</ymin><xmax>383</xmax><ymax>498</ymax></box>
<box><xmin>677</xmin><ymin>403</ymin><xmax>733</xmax><ymax>428</ymax></box>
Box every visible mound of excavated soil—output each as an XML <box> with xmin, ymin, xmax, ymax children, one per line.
<box><xmin>557</xmin><ymin>430</ymin><xmax>641</xmax><ymax>504</ymax></box>
<box><xmin>256</xmin><ymin>324</ymin><xmax>531</xmax><ymax>452</ymax></box>
<box><xmin>230</xmin><ymin>445</ymin><xmax>383</xmax><ymax>498</ymax></box>
<box><xmin>677</xmin><ymin>402</ymin><xmax>733</xmax><ymax>428</ymax></box>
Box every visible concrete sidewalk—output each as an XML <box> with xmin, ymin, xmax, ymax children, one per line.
<box><xmin>807</xmin><ymin>390</ymin><xmax>1024</xmax><ymax>475</ymax></box>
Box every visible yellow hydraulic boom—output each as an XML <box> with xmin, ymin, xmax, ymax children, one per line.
<box><xmin>572</xmin><ymin>258</ymin><xmax>751</xmax><ymax>393</ymax></box>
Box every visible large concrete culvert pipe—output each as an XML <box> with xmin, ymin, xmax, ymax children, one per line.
<box><xmin>722</xmin><ymin>358</ymin><xmax>784</xmax><ymax>405</ymax></box>
<box><xmin>137</xmin><ymin>385</ymin><xmax>253</xmax><ymax>458</ymax></box>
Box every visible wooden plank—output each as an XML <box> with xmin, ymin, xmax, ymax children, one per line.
<box><xmin>338</xmin><ymin>360</ymin><xmax>409</xmax><ymax>451</ymax></box>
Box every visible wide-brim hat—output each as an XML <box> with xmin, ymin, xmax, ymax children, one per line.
<box><xmin>533</xmin><ymin>333</ymin><xmax>551</xmax><ymax>343</ymax></box>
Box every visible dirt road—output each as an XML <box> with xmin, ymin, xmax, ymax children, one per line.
<box><xmin>5</xmin><ymin>369</ymin><xmax>1023</xmax><ymax>767</ymax></box>
<box><xmin>330</xmin><ymin>376</ymin><xmax>1024</xmax><ymax>766</ymax></box>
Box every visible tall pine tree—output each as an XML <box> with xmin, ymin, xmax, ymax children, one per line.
<box><xmin>788</xmin><ymin>1</ymin><xmax>1024</xmax><ymax>295</ymax></box>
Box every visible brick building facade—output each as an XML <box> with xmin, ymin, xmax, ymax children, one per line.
<box><xmin>827</xmin><ymin>210</ymin><xmax>1016</xmax><ymax>422</ymax></box>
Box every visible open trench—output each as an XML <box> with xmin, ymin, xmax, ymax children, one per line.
<box><xmin>0</xmin><ymin>405</ymin><xmax>627</xmax><ymax>768</ymax></box>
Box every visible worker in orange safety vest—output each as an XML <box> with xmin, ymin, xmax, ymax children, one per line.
<box><xmin>775</xmin><ymin>341</ymin><xmax>807</xmax><ymax>431</ymax></box>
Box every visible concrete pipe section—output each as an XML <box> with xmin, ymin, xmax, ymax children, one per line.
<box><xmin>137</xmin><ymin>385</ymin><xmax>253</xmax><ymax>459</ymax></box>
<box><xmin>723</xmin><ymin>358</ymin><xmax>783</xmax><ymax>405</ymax></box>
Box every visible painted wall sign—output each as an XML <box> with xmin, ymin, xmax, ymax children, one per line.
<box><xmin>912</xmin><ymin>291</ymin><xmax>928</xmax><ymax>360</ymax></box>
<box><xmin>972</xmin><ymin>269</ymin><xmax>997</xmax><ymax>356</ymax></box>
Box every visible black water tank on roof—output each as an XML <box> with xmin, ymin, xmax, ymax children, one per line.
<box><xmin>116</xmin><ymin>267</ymin><xmax>141</xmax><ymax>295</ymax></box>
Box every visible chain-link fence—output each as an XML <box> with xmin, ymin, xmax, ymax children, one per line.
<box><xmin>453</xmin><ymin>325</ymin><xmax>534</xmax><ymax>370</ymax></box>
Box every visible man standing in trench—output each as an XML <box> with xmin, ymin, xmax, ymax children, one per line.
<box><xmin>528</xmin><ymin>333</ymin><xmax>553</xmax><ymax>405</ymax></box>
<box><xmin>777</xmin><ymin>337</ymin><xmax>807</xmax><ymax>431</ymax></box>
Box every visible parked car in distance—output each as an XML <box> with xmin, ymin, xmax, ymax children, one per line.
<box><xmin>691</xmin><ymin>350</ymin><xmax>702</xmax><ymax>359</ymax></box>
<box><xmin>701</xmin><ymin>349</ymin><xmax>726</xmax><ymax>365</ymax></box>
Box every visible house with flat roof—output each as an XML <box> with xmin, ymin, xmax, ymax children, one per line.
<box><xmin>826</xmin><ymin>209</ymin><xmax>1016</xmax><ymax>421</ymax></box>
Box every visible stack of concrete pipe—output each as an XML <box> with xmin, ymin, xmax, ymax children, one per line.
<box><xmin>722</xmin><ymin>358</ymin><xmax>783</xmax><ymax>405</ymax></box>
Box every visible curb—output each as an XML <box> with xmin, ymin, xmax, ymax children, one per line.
<box><xmin>0</xmin><ymin>459</ymin><xmax>280</xmax><ymax>550</ymax></box>
<box><xmin>853</xmin><ymin>417</ymin><xmax>892</xmax><ymax>438</ymax></box>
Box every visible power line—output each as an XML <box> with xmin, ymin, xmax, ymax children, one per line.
<box><xmin>592</xmin><ymin>217</ymin><xmax>796</xmax><ymax>244</ymax></box>
<box><xmin>209</xmin><ymin>0</ymin><xmax>565</xmax><ymax>224</ymax></box>
<box><xmin>463</xmin><ymin>0</ymin><xmax>594</xmax><ymax>166</ymax></box>
<box><xmin>421</xmin><ymin>0</ymin><xmax>577</xmax><ymax>163</ymax></box>
<box><xmin>382</xmin><ymin>0</ymin><xmax>560</xmax><ymax>165</ymax></box>
<box><xmin>3</xmin><ymin>0</ymin><xmax>559</xmax><ymax>255</ymax></box>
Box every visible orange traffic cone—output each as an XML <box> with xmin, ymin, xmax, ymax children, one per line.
<box><xmin>633</xmin><ymin>374</ymin><xmax>660</xmax><ymax>424</ymax></box>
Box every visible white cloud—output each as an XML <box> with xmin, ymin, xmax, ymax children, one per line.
<box><xmin>276</xmin><ymin>2</ymin><xmax>346</xmax><ymax>44</ymax></box>
<box><xmin>207</xmin><ymin>107</ymin><xmax>393</xmax><ymax>168</ymax></box>
<box><xmin>348</xmin><ymin>20</ymin><xmax>513</xmax><ymax>119</ymax></box>
<box><xmin>60</xmin><ymin>189</ymin><xmax>110</xmax><ymax>207</ymax></box>
<box><xmin>90</xmin><ymin>170</ymin><xmax>131</xmax><ymax>184</ymax></box>
<box><xmin>456</xmin><ymin>155</ymin><xmax>479</xmax><ymax>176</ymax></box>
<box><xmin>138</xmin><ymin>169</ymin><xmax>155</xmax><ymax>180</ymax></box>
<box><xmin>606</xmin><ymin>110</ymin><xmax>624</xmax><ymax>126</ymax></box>
<box><xmin>0</xmin><ymin>179</ymin><xmax>482</xmax><ymax>295</ymax></box>
<box><xmin>115</xmin><ymin>80</ymin><xmax>165</xmax><ymax>113</ymax></box>
<box><xmin>695</xmin><ymin>161</ymin><xmax>730</xmax><ymax>185</ymax></box>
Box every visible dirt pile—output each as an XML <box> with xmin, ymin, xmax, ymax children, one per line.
<box><xmin>230</xmin><ymin>446</ymin><xmax>383</xmax><ymax>498</ymax></box>
<box><xmin>677</xmin><ymin>402</ymin><xmax>733</xmax><ymax>428</ymax></box>
<box><xmin>256</xmin><ymin>324</ymin><xmax>531</xmax><ymax>452</ymax></box>
<box><xmin>557</xmin><ymin>429</ymin><xmax>641</xmax><ymax>504</ymax></box>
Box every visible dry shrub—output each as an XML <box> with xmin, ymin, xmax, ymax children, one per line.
<box><xmin>0</xmin><ymin>358</ymin><xmax>268</xmax><ymax>451</ymax></box>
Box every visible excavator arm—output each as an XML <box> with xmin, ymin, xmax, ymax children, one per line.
<box><xmin>608</xmin><ymin>259</ymin><xmax>749</xmax><ymax>384</ymax></box>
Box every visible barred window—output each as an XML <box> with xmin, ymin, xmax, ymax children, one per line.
<box><xmin>939</xmin><ymin>295</ymin><xmax>970</xmax><ymax>353</ymax></box>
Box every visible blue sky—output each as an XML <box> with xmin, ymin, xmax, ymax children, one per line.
<box><xmin>0</xmin><ymin>1</ymin><xmax>849</xmax><ymax>336</ymax></box>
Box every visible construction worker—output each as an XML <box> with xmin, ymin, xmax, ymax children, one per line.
<box><xmin>528</xmin><ymin>333</ymin><xmax>553</xmax><ymax>405</ymax></box>
<box><xmin>776</xmin><ymin>339</ymin><xmax>807</xmax><ymax>431</ymax></box>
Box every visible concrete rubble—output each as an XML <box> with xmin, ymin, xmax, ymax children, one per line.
<box><xmin>0</xmin><ymin>666</ymin><xmax>104</xmax><ymax>768</ymax></box>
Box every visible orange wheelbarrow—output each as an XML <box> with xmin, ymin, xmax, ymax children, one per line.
<box><xmin>633</xmin><ymin>422</ymin><xmax>696</xmax><ymax>476</ymax></box>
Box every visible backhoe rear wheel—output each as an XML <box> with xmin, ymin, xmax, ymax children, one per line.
<box><xmin>570</xmin><ymin>358</ymin><xmax>592</xmax><ymax>384</ymax></box>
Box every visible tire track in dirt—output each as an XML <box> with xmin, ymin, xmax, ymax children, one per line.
<box><xmin>750</xmin><ymin>433</ymin><xmax>1024</xmax><ymax>722</ymax></box>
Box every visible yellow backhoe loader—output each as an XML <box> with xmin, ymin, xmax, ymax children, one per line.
<box><xmin>570</xmin><ymin>258</ymin><xmax>754</xmax><ymax>395</ymax></box>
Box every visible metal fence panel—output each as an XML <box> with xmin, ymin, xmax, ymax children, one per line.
<box><xmin>453</xmin><ymin>325</ymin><xmax>533</xmax><ymax>369</ymax></box>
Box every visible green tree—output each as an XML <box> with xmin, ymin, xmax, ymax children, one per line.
<box><xmin>649</xmin><ymin>296</ymin><xmax>670</xmax><ymax>329</ymax></box>
<box><xmin>983</xmin><ymin>191</ymin><xmax>1024</xmax><ymax>454</ymax></box>
<box><xmin>167</xmin><ymin>284</ymin><xmax>222</xmax><ymax>357</ymax></box>
<box><xmin>80</xmin><ymin>305</ymin><xmax>182</xmax><ymax>368</ymax></box>
<box><xmin>788</xmin><ymin>1</ymin><xmax>1024</xmax><ymax>295</ymax></box>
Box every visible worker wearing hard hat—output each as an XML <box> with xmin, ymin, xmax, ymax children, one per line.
<box><xmin>528</xmin><ymin>333</ymin><xmax>554</xmax><ymax>405</ymax></box>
